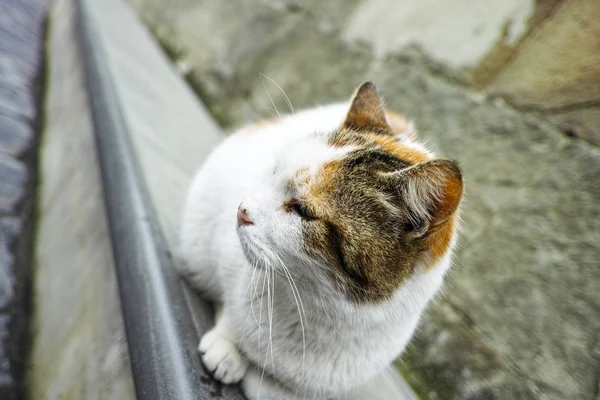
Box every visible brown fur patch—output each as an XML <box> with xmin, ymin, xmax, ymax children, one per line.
<box><xmin>308</xmin><ymin>160</ymin><xmax>342</xmax><ymax>203</ymax></box>
<box><xmin>300</xmin><ymin>151</ymin><xmax>427</xmax><ymax>303</ymax></box>
<box><xmin>291</xmin><ymin>82</ymin><xmax>462</xmax><ymax>302</ymax></box>
<box><xmin>364</xmin><ymin>133</ymin><xmax>430</xmax><ymax>164</ymax></box>
<box><xmin>298</xmin><ymin>143</ymin><xmax>461</xmax><ymax>303</ymax></box>
<box><xmin>329</xmin><ymin>128</ymin><xmax>430</xmax><ymax>165</ymax></box>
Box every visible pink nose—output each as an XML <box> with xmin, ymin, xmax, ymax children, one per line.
<box><xmin>237</xmin><ymin>204</ymin><xmax>253</xmax><ymax>226</ymax></box>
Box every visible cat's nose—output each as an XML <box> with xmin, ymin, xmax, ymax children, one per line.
<box><xmin>237</xmin><ymin>204</ymin><xmax>253</xmax><ymax>226</ymax></box>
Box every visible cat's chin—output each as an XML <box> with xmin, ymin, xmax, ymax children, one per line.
<box><xmin>236</xmin><ymin>229</ymin><xmax>266</xmax><ymax>269</ymax></box>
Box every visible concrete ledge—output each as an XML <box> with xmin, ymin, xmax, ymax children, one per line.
<box><xmin>27</xmin><ymin>0</ymin><xmax>134</xmax><ymax>398</ymax></box>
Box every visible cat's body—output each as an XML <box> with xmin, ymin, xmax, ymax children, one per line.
<box><xmin>178</xmin><ymin>83</ymin><xmax>463</xmax><ymax>399</ymax></box>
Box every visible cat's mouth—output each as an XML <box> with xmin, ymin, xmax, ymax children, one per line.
<box><xmin>237</xmin><ymin>229</ymin><xmax>283</xmax><ymax>271</ymax></box>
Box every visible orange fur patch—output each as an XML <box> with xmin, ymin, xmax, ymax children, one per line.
<box><xmin>306</xmin><ymin>161</ymin><xmax>341</xmax><ymax>212</ymax></box>
<box><xmin>289</xmin><ymin>167</ymin><xmax>310</xmax><ymax>191</ymax></box>
<box><xmin>424</xmin><ymin>170</ymin><xmax>464</xmax><ymax>269</ymax></box>
<box><xmin>385</xmin><ymin>110</ymin><xmax>416</xmax><ymax>140</ymax></box>
<box><xmin>425</xmin><ymin>215</ymin><xmax>457</xmax><ymax>270</ymax></box>
<box><xmin>238</xmin><ymin>119</ymin><xmax>277</xmax><ymax>135</ymax></box>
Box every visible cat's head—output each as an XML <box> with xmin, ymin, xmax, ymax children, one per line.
<box><xmin>237</xmin><ymin>82</ymin><xmax>463</xmax><ymax>303</ymax></box>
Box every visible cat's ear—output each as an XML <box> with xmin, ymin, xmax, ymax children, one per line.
<box><xmin>343</xmin><ymin>82</ymin><xmax>389</xmax><ymax>131</ymax></box>
<box><xmin>386</xmin><ymin>159</ymin><xmax>463</xmax><ymax>237</ymax></box>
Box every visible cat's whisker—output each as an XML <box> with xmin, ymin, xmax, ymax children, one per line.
<box><xmin>256</xmin><ymin>255</ymin><xmax>276</xmax><ymax>400</ymax></box>
<box><xmin>258</xmin><ymin>264</ymin><xmax>268</xmax><ymax>337</ymax></box>
<box><xmin>266</xmin><ymin>259</ymin><xmax>275</xmax><ymax>372</ymax></box>
<box><xmin>239</xmin><ymin>263</ymin><xmax>259</xmax><ymax>350</ymax></box>
<box><xmin>260</xmin><ymin>75</ymin><xmax>281</xmax><ymax>119</ymax></box>
<box><xmin>312</xmin><ymin>261</ymin><xmax>390</xmax><ymax>297</ymax></box>
<box><xmin>281</xmin><ymin>265</ymin><xmax>307</xmax><ymax>398</ymax></box>
<box><xmin>260</xmin><ymin>73</ymin><xmax>295</xmax><ymax>114</ymax></box>
<box><xmin>254</xmin><ymin>262</ymin><xmax>272</xmax><ymax>400</ymax></box>
<box><xmin>268</xmin><ymin>250</ymin><xmax>307</xmax><ymax>393</ymax></box>
<box><xmin>250</xmin><ymin>261</ymin><xmax>262</xmax><ymax>327</ymax></box>
<box><xmin>271</xmin><ymin>270</ymin><xmax>276</xmax><ymax>371</ymax></box>
<box><xmin>243</xmin><ymin>261</ymin><xmax>258</xmax><ymax>298</ymax></box>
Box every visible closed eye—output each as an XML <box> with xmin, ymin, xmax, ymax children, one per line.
<box><xmin>285</xmin><ymin>198</ymin><xmax>318</xmax><ymax>221</ymax></box>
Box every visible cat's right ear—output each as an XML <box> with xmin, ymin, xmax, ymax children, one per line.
<box><xmin>384</xmin><ymin>159</ymin><xmax>463</xmax><ymax>237</ymax></box>
<box><xmin>343</xmin><ymin>82</ymin><xmax>389</xmax><ymax>131</ymax></box>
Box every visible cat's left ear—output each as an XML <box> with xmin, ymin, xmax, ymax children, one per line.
<box><xmin>343</xmin><ymin>82</ymin><xmax>389</xmax><ymax>131</ymax></box>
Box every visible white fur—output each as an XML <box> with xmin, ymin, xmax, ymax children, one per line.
<box><xmin>178</xmin><ymin>103</ymin><xmax>455</xmax><ymax>399</ymax></box>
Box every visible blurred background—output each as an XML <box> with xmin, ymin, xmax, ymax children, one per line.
<box><xmin>1</xmin><ymin>0</ymin><xmax>599</xmax><ymax>399</ymax></box>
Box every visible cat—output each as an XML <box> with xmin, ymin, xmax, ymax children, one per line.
<box><xmin>178</xmin><ymin>82</ymin><xmax>463</xmax><ymax>399</ymax></box>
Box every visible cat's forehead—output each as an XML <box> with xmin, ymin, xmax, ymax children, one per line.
<box><xmin>277</xmin><ymin>128</ymin><xmax>434</xmax><ymax>202</ymax></box>
<box><xmin>301</xmin><ymin>130</ymin><xmax>431</xmax><ymax>193</ymax></box>
<box><xmin>275</xmin><ymin>134</ymin><xmax>355</xmax><ymax>185</ymax></box>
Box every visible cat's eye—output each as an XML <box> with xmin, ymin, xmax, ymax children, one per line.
<box><xmin>404</xmin><ymin>219</ymin><xmax>429</xmax><ymax>238</ymax></box>
<box><xmin>286</xmin><ymin>199</ymin><xmax>317</xmax><ymax>220</ymax></box>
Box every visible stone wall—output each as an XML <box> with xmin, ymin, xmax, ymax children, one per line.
<box><xmin>126</xmin><ymin>1</ymin><xmax>600</xmax><ymax>399</ymax></box>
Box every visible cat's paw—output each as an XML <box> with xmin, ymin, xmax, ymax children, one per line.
<box><xmin>199</xmin><ymin>329</ymin><xmax>248</xmax><ymax>384</ymax></box>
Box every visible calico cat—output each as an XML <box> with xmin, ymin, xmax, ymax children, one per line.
<box><xmin>178</xmin><ymin>82</ymin><xmax>463</xmax><ymax>399</ymax></box>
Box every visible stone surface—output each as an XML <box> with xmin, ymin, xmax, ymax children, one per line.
<box><xmin>490</xmin><ymin>0</ymin><xmax>600</xmax><ymax>108</ymax></box>
<box><xmin>343</xmin><ymin>0</ymin><xmax>534</xmax><ymax>69</ymax></box>
<box><xmin>136</xmin><ymin>0</ymin><xmax>600</xmax><ymax>146</ymax></box>
<box><xmin>489</xmin><ymin>0</ymin><xmax>600</xmax><ymax>145</ymax></box>
<box><xmin>0</xmin><ymin>0</ymin><xmax>47</xmax><ymax>398</ymax></box>
<box><xmin>126</xmin><ymin>1</ymin><xmax>600</xmax><ymax>398</ymax></box>
<box><xmin>25</xmin><ymin>0</ymin><xmax>135</xmax><ymax>399</ymax></box>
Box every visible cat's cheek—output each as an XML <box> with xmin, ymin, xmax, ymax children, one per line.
<box><xmin>271</xmin><ymin>216</ymin><xmax>304</xmax><ymax>255</ymax></box>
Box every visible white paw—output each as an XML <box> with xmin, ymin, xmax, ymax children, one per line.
<box><xmin>199</xmin><ymin>329</ymin><xmax>248</xmax><ymax>384</ymax></box>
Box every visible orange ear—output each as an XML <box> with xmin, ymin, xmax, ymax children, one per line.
<box><xmin>343</xmin><ymin>82</ymin><xmax>389</xmax><ymax>131</ymax></box>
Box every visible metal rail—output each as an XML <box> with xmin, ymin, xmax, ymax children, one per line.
<box><xmin>75</xmin><ymin>0</ymin><xmax>245</xmax><ymax>398</ymax></box>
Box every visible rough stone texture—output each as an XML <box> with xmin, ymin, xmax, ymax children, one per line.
<box><xmin>342</xmin><ymin>0</ymin><xmax>534</xmax><ymax>70</ymax></box>
<box><xmin>126</xmin><ymin>1</ymin><xmax>600</xmax><ymax>399</ymax></box>
<box><xmin>0</xmin><ymin>0</ymin><xmax>48</xmax><ymax>398</ymax></box>
<box><xmin>488</xmin><ymin>0</ymin><xmax>600</xmax><ymax>146</ymax></box>
<box><xmin>135</xmin><ymin>0</ymin><xmax>600</xmax><ymax>146</ymax></box>
<box><xmin>25</xmin><ymin>0</ymin><xmax>136</xmax><ymax>398</ymax></box>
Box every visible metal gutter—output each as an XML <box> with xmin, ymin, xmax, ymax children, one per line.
<box><xmin>74</xmin><ymin>0</ymin><xmax>245</xmax><ymax>398</ymax></box>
